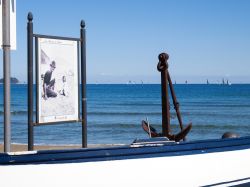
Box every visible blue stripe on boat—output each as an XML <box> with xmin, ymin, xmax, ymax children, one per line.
<box><xmin>0</xmin><ymin>136</ymin><xmax>250</xmax><ymax>165</ymax></box>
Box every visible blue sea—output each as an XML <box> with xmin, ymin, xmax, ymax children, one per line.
<box><xmin>0</xmin><ymin>84</ymin><xmax>250</xmax><ymax>145</ymax></box>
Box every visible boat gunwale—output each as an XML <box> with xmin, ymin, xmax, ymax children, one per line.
<box><xmin>1</xmin><ymin>136</ymin><xmax>250</xmax><ymax>165</ymax></box>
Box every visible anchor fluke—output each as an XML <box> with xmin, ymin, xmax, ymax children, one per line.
<box><xmin>142</xmin><ymin>120</ymin><xmax>192</xmax><ymax>142</ymax></box>
<box><xmin>168</xmin><ymin>123</ymin><xmax>192</xmax><ymax>142</ymax></box>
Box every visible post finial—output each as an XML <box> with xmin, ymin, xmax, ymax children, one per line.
<box><xmin>28</xmin><ymin>12</ymin><xmax>33</xmax><ymax>21</ymax></box>
<box><xmin>80</xmin><ymin>20</ymin><xmax>85</xmax><ymax>28</ymax></box>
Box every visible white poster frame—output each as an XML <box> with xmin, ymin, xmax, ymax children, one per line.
<box><xmin>36</xmin><ymin>37</ymin><xmax>79</xmax><ymax>124</ymax></box>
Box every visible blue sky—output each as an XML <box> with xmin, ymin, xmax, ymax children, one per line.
<box><xmin>1</xmin><ymin>0</ymin><xmax>250</xmax><ymax>83</ymax></box>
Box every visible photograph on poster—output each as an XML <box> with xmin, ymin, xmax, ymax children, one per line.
<box><xmin>37</xmin><ymin>38</ymin><xmax>79</xmax><ymax>124</ymax></box>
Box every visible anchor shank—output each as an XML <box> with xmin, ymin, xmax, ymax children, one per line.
<box><xmin>161</xmin><ymin>69</ymin><xmax>171</xmax><ymax>136</ymax></box>
<box><xmin>158</xmin><ymin>53</ymin><xmax>171</xmax><ymax>137</ymax></box>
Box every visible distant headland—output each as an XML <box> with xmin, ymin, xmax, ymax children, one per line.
<box><xmin>0</xmin><ymin>77</ymin><xmax>19</xmax><ymax>84</ymax></box>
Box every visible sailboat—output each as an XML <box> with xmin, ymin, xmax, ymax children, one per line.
<box><xmin>222</xmin><ymin>78</ymin><xmax>225</xmax><ymax>85</ymax></box>
<box><xmin>227</xmin><ymin>79</ymin><xmax>232</xmax><ymax>85</ymax></box>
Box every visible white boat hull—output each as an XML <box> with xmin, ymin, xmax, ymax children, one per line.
<box><xmin>1</xmin><ymin>137</ymin><xmax>250</xmax><ymax>186</ymax></box>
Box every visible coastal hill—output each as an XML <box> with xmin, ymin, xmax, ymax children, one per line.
<box><xmin>0</xmin><ymin>77</ymin><xmax>19</xmax><ymax>84</ymax></box>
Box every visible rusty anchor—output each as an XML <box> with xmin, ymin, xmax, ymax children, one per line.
<box><xmin>142</xmin><ymin>53</ymin><xmax>192</xmax><ymax>142</ymax></box>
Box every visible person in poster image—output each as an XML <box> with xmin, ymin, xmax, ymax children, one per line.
<box><xmin>43</xmin><ymin>61</ymin><xmax>57</xmax><ymax>100</ymax></box>
<box><xmin>59</xmin><ymin>75</ymin><xmax>69</xmax><ymax>97</ymax></box>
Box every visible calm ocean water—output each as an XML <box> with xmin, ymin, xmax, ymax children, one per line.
<box><xmin>0</xmin><ymin>84</ymin><xmax>250</xmax><ymax>145</ymax></box>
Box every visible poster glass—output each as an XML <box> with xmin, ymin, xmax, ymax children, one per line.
<box><xmin>37</xmin><ymin>37</ymin><xmax>79</xmax><ymax>124</ymax></box>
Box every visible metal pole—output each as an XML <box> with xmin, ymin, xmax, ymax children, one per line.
<box><xmin>157</xmin><ymin>53</ymin><xmax>170</xmax><ymax>137</ymax></box>
<box><xmin>27</xmin><ymin>12</ymin><xmax>34</xmax><ymax>151</ymax></box>
<box><xmin>80</xmin><ymin>20</ymin><xmax>87</xmax><ymax>148</ymax></box>
<box><xmin>2</xmin><ymin>0</ymin><xmax>11</xmax><ymax>152</ymax></box>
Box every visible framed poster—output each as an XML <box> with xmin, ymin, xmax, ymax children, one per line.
<box><xmin>36</xmin><ymin>37</ymin><xmax>79</xmax><ymax>124</ymax></box>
